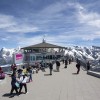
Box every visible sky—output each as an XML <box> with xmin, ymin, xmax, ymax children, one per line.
<box><xmin>0</xmin><ymin>0</ymin><xmax>100</xmax><ymax>49</ymax></box>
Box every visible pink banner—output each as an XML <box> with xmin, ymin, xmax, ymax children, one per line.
<box><xmin>16</xmin><ymin>54</ymin><xmax>23</xmax><ymax>60</ymax></box>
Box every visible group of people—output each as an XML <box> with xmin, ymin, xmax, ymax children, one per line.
<box><xmin>36</xmin><ymin>58</ymin><xmax>90</xmax><ymax>76</ymax></box>
<box><xmin>10</xmin><ymin>72</ymin><xmax>28</xmax><ymax>96</ymax></box>
<box><xmin>48</xmin><ymin>58</ymin><xmax>73</xmax><ymax>75</ymax></box>
<box><xmin>9</xmin><ymin>64</ymin><xmax>33</xmax><ymax>97</ymax></box>
<box><xmin>48</xmin><ymin>60</ymin><xmax>62</xmax><ymax>75</ymax></box>
<box><xmin>1</xmin><ymin>57</ymin><xmax>91</xmax><ymax>97</ymax></box>
<box><xmin>76</xmin><ymin>58</ymin><xmax>91</xmax><ymax>74</ymax></box>
<box><xmin>9</xmin><ymin>62</ymin><xmax>54</xmax><ymax>97</ymax></box>
<box><xmin>64</xmin><ymin>58</ymin><xmax>73</xmax><ymax>68</ymax></box>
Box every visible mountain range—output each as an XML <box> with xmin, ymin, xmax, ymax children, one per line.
<box><xmin>0</xmin><ymin>47</ymin><xmax>21</xmax><ymax>65</ymax></box>
<box><xmin>0</xmin><ymin>46</ymin><xmax>100</xmax><ymax>68</ymax></box>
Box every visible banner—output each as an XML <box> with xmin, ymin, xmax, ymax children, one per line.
<box><xmin>16</xmin><ymin>54</ymin><xmax>23</xmax><ymax>60</ymax></box>
<box><xmin>14</xmin><ymin>53</ymin><xmax>24</xmax><ymax>64</ymax></box>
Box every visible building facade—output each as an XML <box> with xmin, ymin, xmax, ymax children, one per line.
<box><xmin>21</xmin><ymin>41</ymin><xmax>65</xmax><ymax>65</ymax></box>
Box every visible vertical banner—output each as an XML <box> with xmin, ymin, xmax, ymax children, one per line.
<box><xmin>14</xmin><ymin>53</ymin><xmax>23</xmax><ymax>64</ymax></box>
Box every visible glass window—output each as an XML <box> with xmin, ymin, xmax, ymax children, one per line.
<box><xmin>50</xmin><ymin>55</ymin><xmax>52</xmax><ymax>59</ymax></box>
<box><xmin>32</xmin><ymin>56</ymin><xmax>35</xmax><ymax>61</ymax></box>
<box><xmin>36</xmin><ymin>56</ymin><xmax>43</xmax><ymax>60</ymax></box>
<box><xmin>30</xmin><ymin>56</ymin><xmax>32</xmax><ymax>61</ymax></box>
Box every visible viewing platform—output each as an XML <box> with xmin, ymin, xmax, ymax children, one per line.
<box><xmin>0</xmin><ymin>62</ymin><xmax>100</xmax><ymax>100</ymax></box>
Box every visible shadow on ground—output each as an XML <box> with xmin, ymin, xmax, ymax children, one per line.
<box><xmin>72</xmin><ymin>73</ymin><xmax>78</xmax><ymax>75</ymax></box>
<box><xmin>2</xmin><ymin>93</ymin><xmax>18</xmax><ymax>98</ymax></box>
<box><xmin>44</xmin><ymin>74</ymin><xmax>51</xmax><ymax>76</ymax></box>
<box><xmin>2</xmin><ymin>92</ymin><xmax>25</xmax><ymax>98</ymax></box>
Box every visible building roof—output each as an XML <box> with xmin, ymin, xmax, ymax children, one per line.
<box><xmin>21</xmin><ymin>41</ymin><xmax>65</xmax><ymax>49</ymax></box>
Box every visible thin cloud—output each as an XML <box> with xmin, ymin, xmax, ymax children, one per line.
<box><xmin>13</xmin><ymin>2</ymin><xmax>100</xmax><ymax>46</ymax></box>
<box><xmin>18</xmin><ymin>35</ymin><xmax>44</xmax><ymax>47</ymax></box>
<box><xmin>1</xmin><ymin>38</ymin><xmax>9</xmax><ymax>41</ymax></box>
<box><xmin>0</xmin><ymin>0</ymin><xmax>100</xmax><ymax>48</ymax></box>
<box><xmin>6</xmin><ymin>25</ymin><xmax>39</xmax><ymax>33</ymax></box>
<box><xmin>78</xmin><ymin>11</ymin><xmax>100</xmax><ymax>28</ymax></box>
<box><xmin>0</xmin><ymin>14</ymin><xmax>39</xmax><ymax>33</ymax></box>
<box><xmin>0</xmin><ymin>14</ymin><xmax>16</xmax><ymax>28</ymax></box>
<box><xmin>77</xmin><ymin>3</ymin><xmax>100</xmax><ymax>28</ymax></box>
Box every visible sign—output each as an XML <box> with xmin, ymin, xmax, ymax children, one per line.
<box><xmin>14</xmin><ymin>53</ymin><xmax>24</xmax><ymax>64</ymax></box>
<box><xmin>16</xmin><ymin>54</ymin><xmax>23</xmax><ymax>60</ymax></box>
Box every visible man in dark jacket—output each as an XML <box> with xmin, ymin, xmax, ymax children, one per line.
<box><xmin>76</xmin><ymin>62</ymin><xmax>81</xmax><ymax>74</ymax></box>
<box><xmin>56</xmin><ymin>61</ymin><xmax>60</xmax><ymax>72</ymax></box>
<box><xmin>64</xmin><ymin>59</ymin><xmax>68</xmax><ymax>68</ymax></box>
<box><xmin>69</xmin><ymin>59</ymin><xmax>71</xmax><ymax>64</ymax></box>
<box><xmin>10</xmin><ymin>73</ymin><xmax>19</xmax><ymax>96</ymax></box>
<box><xmin>49</xmin><ymin>62</ymin><xmax>53</xmax><ymax>75</ymax></box>
<box><xmin>87</xmin><ymin>61</ymin><xmax>90</xmax><ymax>71</ymax></box>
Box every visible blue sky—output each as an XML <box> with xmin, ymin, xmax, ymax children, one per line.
<box><xmin>0</xmin><ymin>0</ymin><xmax>100</xmax><ymax>49</ymax></box>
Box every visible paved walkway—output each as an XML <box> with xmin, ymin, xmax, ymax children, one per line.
<box><xmin>0</xmin><ymin>62</ymin><xmax>100</xmax><ymax>100</ymax></box>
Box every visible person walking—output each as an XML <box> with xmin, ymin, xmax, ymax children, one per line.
<box><xmin>27</xmin><ymin>66</ymin><xmax>33</xmax><ymax>82</ymax></box>
<box><xmin>10</xmin><ymin>73</ymin><xmax>19</xmax><ymax>96</ymax></box>
<box><xmin>76</xmin><ymin>61</ymin><xmax>81</xmax><ymax>74</ymax></box>
<box><xmin>40</xmin><ymin>61</ymin><xmax>45</xmax><ymax>72</ymax></box>
<box><xmin>87</xmin><ymin>61</ymin><xmax>90</xmax><ymax>71</ymax></box>
<box><xmin>69</xmin><ymin>59</ymin><xmax>71</xmax><ymax>64</ymax></box>
<box><xmin>49</xmin><ymin>62</ymin><xmax>53</xmax><ymax>75</ymax></box>
<box><xmin>64</xmin><ymin>59</ymin><xmax>68</xmax><ymax>68</ymax></box>
<box><xmin>56</xmin><ymin>61</ymin><xmax>60</xmax><ymax>72</ymax></box>
<box><xmin>62</xmin><ymin>58</ymin><xmax>64</xmax><ymax>64</ymax></box>
<box><xmin>17</xmin><ymin>68</ymin><xmax>23</xmax><ymax>78</ymax></box>
<box><xmin>22</xmin><ymin>66</ymin><xmax>27</xmax><ymax>75</ymax></box>
<box><xmin>11</xmin><ymin>64</ymin><xmax>17</xmax><ymax>74</ymax></box>
<box><xmin>19</xmin><ymin>74</ymin><xmax>28</xmax><ymax>94</ymax></box>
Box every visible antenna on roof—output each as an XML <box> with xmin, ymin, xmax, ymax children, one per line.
<box><xmin>42</xmin><ymin>34</ymin><xmax>46</xmax><ymax>43</ymax></box>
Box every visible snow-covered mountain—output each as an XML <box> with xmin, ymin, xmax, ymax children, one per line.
<box><xmin>0</xmin><ymin>47</ymin><xmax>21</xmax><ymax>65</ymax></box>
<box><xmin>64</xmin><ymin>46</ymin><xmax>100</xmax><ymax>71</ymax></box>
<box><xmin>65</xmin><ymin>46</ymin><xmax>100</xmax><ymax>61</ymax></box>
<box><xmin>0</xmin><ymin>46</ymin><xmax>100</xmax><ymax>67</ymax></box>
